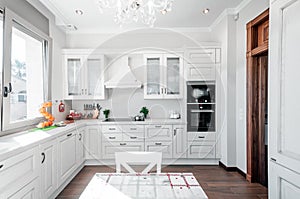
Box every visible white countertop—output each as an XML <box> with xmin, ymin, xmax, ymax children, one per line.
<box><xmin>0</xmin><ymin>118</ymin><xmax>186</xmax><ymax>160</ymax></box>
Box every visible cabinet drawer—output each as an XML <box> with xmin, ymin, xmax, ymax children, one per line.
<box><xmin>188</xmin><ymin>133</ymin><xmax>216</xmax><ymax>142</ymax></box>
<box><xmin>187</xmin><ymin>142</ymin><xmax>215</xmax><ymax>159</ymax></box>
<box><xmin>145</xmin><ymin>141</ymin><xmax>172</xmax><ymax>158</ymax></box>
<box><xmin>187</xmin><ymin>64</ymin><xmax>216</xmax><ymax>81</ymax></box>
<box><xmin>145</xmin><ymin>125</ymin><xmax>172</xmax><ymax>141</ymax></box>
<box><xmin>103</xmin><ymin>133</ymin><xmax>123</xmax><ymax>141</ymax></box>
<box><xmin>123</xmin><ymin>132</ymin><xmax>145</xmax><ymax>141</ymax></box>
<box><xmin>102</xmin><ymin>142</ymin><xmax>144</xmax><ymax>159</ymax></box>
<box><xmin>0</xmin><ymin>147</ymin><xmax>38</xmax><ymax>190</ymax></box>
<box><xmin>122</xmin><ymin>125</ymin><xmax>144</xmax><ymax>133</ymax></box>
<box><xmin>102</xmin><ymin>125</ymin><xmax>122</xmax><ymax>133</ymax></box>
<box><xmin>186</xmin><ymin>49</ymin><xmax>216</xmax><ymax>63</ymax></box>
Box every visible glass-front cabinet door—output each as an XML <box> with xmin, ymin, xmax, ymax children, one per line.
<box><xmin>144</xmin><ymin>53</ymin><xmax>183</xmax><ymax>99</ymax></box>
<box><xmin>165</xmin><ymin>54</ymin><xmax>182</xmax><ymax>99</ymax></box>
<box><xmin>144</xmin><ymin>54</ymin><xmax>164</xmax><ymax>99</ymax></box>
<box><xmin>63</xmin><ymin>51</ymin><xmax>105</xmax><ymax>100</ymax></box>
<box><xmin>66</xmin><ymin>56</ymin><xmax>84</xmax><ymax>97</ymax></box>
<box><xmin>86</xmin><ymin>55</ymin><xmax>105</xmax><ymax>98</ymax></box>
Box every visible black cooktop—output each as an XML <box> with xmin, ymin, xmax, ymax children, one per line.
<box><xmin>102</xmin><ymin>118</ymin><xmax>133</xmax><ymax>122</ymax></box>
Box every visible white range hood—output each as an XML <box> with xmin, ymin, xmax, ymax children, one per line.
<box><xmin>105</xmin><ymin>56</ymin><xmax>142</xmax><ymax>89</ymax></box>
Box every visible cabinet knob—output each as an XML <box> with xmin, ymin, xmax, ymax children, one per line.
<box><xmin>120</xmin><ymin>143</ymin><xmax>127</xmax><ymax>146</ymax></box>
<box><xmin>155</xmin><ymin>125</ymin><xmax>162</xmax><ymax>128</ymax></box>
<box><xmin>155</xmin><ymin>142</ymin><xmax>162</xmax><ymax>146</ymax></box>
<box><xmin>79</xmin><ymin>133</ymin><xmax>82</xmax><ymax>141</ymax></box>
<box><xmin>198</xmin><ymin>136</ymin><xmax>205</xmax><ymax>139</ymax></box>
<box><xmin>130</xmin><ymin>136</ymin><xmax>137</xmax><ymax>139</ymax></box>
<box><xmin>130</xmin><ymin>128</ymin><xmax>137</xmax><ymax>130</ymax></box>
<box><xmin>67</xmin><ymin>133</ymin><xmax>72</xmax><ymax>137</ymax></box>
<box><xmin>109</xmin><ymin>128</ymin><xmax>116</xmax><ymax>130</ymax></box>
<box><xmin>108</xmin><ymin>136</ymin><xmax>116</xmax><ymax>139</ymax></box>
<box><xmin>0</xmin><ymin>164</ymin><xmax>3</xmax><ymax>169</ymax></box>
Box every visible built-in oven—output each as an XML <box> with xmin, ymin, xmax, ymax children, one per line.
<box><xmin>187</xmin><ymin>81</ymin><xmax>215</xmax><ymax>132</ymax></box>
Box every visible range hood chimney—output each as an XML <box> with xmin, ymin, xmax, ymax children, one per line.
<box><xmin>105</xmin><ymin>56</ymin><xmax>142</xmax><ymax>89</ymax></box>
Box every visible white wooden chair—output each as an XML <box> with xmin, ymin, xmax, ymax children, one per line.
<box><xmin>115</xmin><ymin>152</ymin><xmax>162</xmax><ymax>174</ymax></box>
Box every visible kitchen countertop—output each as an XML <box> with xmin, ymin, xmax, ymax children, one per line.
<box><xmin>0</xmin><ymin>118</ymin><xmax>186</xmax><ymax>160</ymax></box>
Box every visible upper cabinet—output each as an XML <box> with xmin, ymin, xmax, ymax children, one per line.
<box><xmin>185</xmin><ymin>48</ymin><xmax>220</xmax><ymax>81</ymax></box>
<box><xmin>62</xmin><ymin>49</ymin><xmax>106</xmax><ymax>100</ymax></box>
<box><xmin>144</xmin><ymin>53</ymin><xmax>183</xmax><ymax>99</ymax></box>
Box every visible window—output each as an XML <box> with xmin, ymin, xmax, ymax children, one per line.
<box><xmin>1</xmin><ymin>8</ymin><xmax>51</xmax><ymax>131</ymax></box>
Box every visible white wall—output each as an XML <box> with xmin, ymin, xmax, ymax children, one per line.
<box><xmin>235</xmin><ymin>0</ymin><xmax>269</xmax><ymax>172</ymax></box>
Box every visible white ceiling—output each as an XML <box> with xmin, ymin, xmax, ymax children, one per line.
<box><xmin>40</xmin><ymin>0</ymin><xmax>245</xmax><ymax>33</ymax></box>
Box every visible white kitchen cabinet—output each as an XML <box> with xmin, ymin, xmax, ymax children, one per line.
<box><xmin>85</xmin><ymin>126</ymin><xmax>101</xmax><ymax>160</ymax></box>
<box><xmin>185</xmin><ymin>48</ymin><xmax>220</xmax><ymax>81</ymax></box>
<box><xmin>63</xmin><ymin>49</ymin><xmax>106</xmax><ymax>100</ymax></box>
<box><xmin>145</xmin><ymin>125</ymin><xmax>172</xmax><ymax>141</ymax></box>
<box><xmin>57</xmin><ymin>131</ymin><xmax>77</xmax><ymax>185</ymax></box>
<box><xmin>0</xmin><ymin>178</ymin><xmax>39</xmax><ymax>199</ymax></box>
<box><xmin>0</xmin><ymin>147</ymin><xmax>39</xmax><ymax>192</ymax></box>
<box><xmin>76</xmin><ymin>127</ymin><xmax>85</xmax><ymax>166</ymax></box>
<box><xmin>187</xmin><ymin>141</ymin><xmax>216</xmax><ymax>159</ymax></box>
<box><xmin>144</xmin><ymin>53</ymin><xmax>183</xmax><ymax>99</ymax></box>
<box><xmin>173</xmin><ymin>125</ymin><xmax>187</xmax><ymax>158</ymax></box>
<box><xmin>102</xmin><ymin>142</ymin><xmax>144</xmax><ymax>159</ymax></box>
<box><xmin>145</xmin><ymin>141</ymin><xmax>173</xmax><ymax>159</ymax></box>
<box><xmin>40</xmin><ymin>139</ymin><xmax>57</xmax><ymax>199</ymax></box>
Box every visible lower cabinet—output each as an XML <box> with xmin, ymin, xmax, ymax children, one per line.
<box><xmin>102</xmin><ymin>142</ymin><xmax>144</xmax><ymax>159</ymax></box>
<box><xmin>145</xmin><ymin>141</ymin><xmax>173</xmax><ymax>158</ymax></box>
<box><xmin>187</xmin><ymin>142</ymin><xmax>216</xmax><ymax>159</ymax></box>
<box><xmin>173</xmin><ymin>125</ymin><xmax>187</xmax><ymax>158</ymax></box>
<box><xmin>0</xmin><ymin>147</ymin><xmax>39</xmax><ymax>198</ymax></box>
<box><xmin>85</xmin><ymin>126</ymin><xmax>101</xmax><ymax>160</ymax></box>
<box><xmin>40</xmin><ymin>139</ymin><xmax>57</xmax><ymax>199</ymax></box>
<box><xmin>0</xmin><ymin>178</ymin><xmax>40</xmax><ymax>199</ymax></box>
<box><xmin>76</xmin><ymin>127</ymin><xmax>85</xmax><ymax>166</ymax></box>
<box><xmin>57</xmin><ymin>131</ymin><xmax>77</xmax><ymax>185</ymax></box>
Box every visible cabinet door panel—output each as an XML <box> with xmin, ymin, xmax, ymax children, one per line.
<box><xmin>186</xmin><ymin>64</ymin><xmax>216</xmax><ymax>81</ymax></box>
<box><xmin>76</xmin><ymin>128</ymin><xmax>85</xmax><ymax>165</ymax></box>
<box><xmin>85</xmin><ymin>127</ymin><xmax>101</xmax><ymax>160</ymax></box>
<box><xmin>144</xmin><ymin>55</ymin><xmax>164</xmax><ymax>99</ymax></box>
<box><xmin>186</xmin><ymin>49</ymin><xmax>216</xmax><ymax>63</ymax></box>
<box><xmin>102</xmin><ymin>142</ymin><xmax>144</xmax><ymax>159</ymax></box>
<box><xmin>57</xmin><ymin>132</ymin><xmax>77</xmax><ymax>183</ymax></box>
<box><xmin>86</xmin><ymin>56</ymin><xmax>104</xmax><ymax>97</ymax></box>
<box><xmin>145</xmin><ymin>125</ymin><xmax>172</xmax><ymax>141</ymax></box>
<box><xmin>146</xmin><ymin>141</ymin><xmax>172</xmax><ymax>158</ymax></box>
<box><xmin>0</xmin><ymin>179</ymin><xmax>39</xmax><ymax>199</ymax></box>
<box><xmin>173</xmin><ymin>126</ymin><xmax>186</xmax><ymax>158</ymax></box>
<box><xmin>40</xmin><ymin>139</ymin><xmax>57</xmax><ymax>198</ymax></box>
<box><xmin>66</xmin><ymin>57</ymin><xmax>83</xmax><ymax>96</ymax></box>
<box><xmin>187</xmin><ymin>142</ymin><xmax>215</xmax><ymax>159</ymax></box>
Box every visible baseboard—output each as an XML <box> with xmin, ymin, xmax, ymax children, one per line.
<box><xmin>219</xmin><ymin>161</ymin><xmax>246</xmax><ymax>178</ymax></box>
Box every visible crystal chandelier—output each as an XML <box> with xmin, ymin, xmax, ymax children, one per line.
<box><xmin>96</xmin><ymin>0</ymin><xmax>174</xmax><ymax>27</ymax></box>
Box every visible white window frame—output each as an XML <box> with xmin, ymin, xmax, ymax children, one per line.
<box><xmin>1</xmin><ymin>8</ymin><xmax>52</xmax><ymax>131</ymax></box>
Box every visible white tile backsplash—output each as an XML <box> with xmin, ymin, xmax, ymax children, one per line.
<box><xmin>71</xmin><ymin>88</ymin><xmax>184</xmax><ymax>119</ymax></box>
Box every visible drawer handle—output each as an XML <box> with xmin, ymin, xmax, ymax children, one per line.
<box><xmin>0</xmin><ymin>164</ymin><xmax>3</xmax><ymax>169</ymax></box>
<box><xmin>130</xmin><ymin>136</ymin><xmax>137</xmax><ymax>139</ymax></box>
<box><xmin>155</xmin><ymin>125</ymin><xmax>162</xmax><ymax>128</ymax></box>
<box><xmin>109</xmin><ymin>136</ymin><xmax>116</xmax><ymax>139</ymax></box>
<box><xmin>155</xmin><ymin>142</ymin><xmax>162</xmax><ymax>146</ymax></box>
<box><xmin>79</xmin><ymin>133</ymin><xmax>82</xmax><ymax>141</ymax></box>
<box><xmin>67</xmin><ymin>133</ymin><xmax>72</xmax><ymax>137</ymax></box>
<box><xmin>120</xmin><ymin>143</ymin><xmax>127</xmax><ymax>146</ymax></box>
<box><xmin>41</xmin><ymin>152</ymin><xmax>45</xmax><ymax>164</ymax></box>
<box><xmin>109</xmin><ymin>128</ymin><xmax>116</xmax><ymax>130</ymax></box>
<box><xmin>198</xmin><ymin>136</ymin><xmax>205</xmax><ymax>139</ymax></box>
<box><xmin>130</xmin><ymin>128</ymin><xmax>137</xmax><ymax>130</ymax></box>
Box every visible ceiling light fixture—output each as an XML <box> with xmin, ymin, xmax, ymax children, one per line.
<box><xmin>203</xmin><ymin>8</ymin><xmax>210</xmax><ymax>14</ymax></box>
<box><xmin>95</xmin><ymin>0</ymin><xmax>174</xmax><ymax>27</ymax></box>
<box><xmin>75</xmin><ymin>9</ymin><xmax>84</xmax><ymax>15</ymax></box>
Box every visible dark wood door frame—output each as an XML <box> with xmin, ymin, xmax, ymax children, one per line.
<box><xmin>246</xmin><ymin>9</ymin><xmax>269</xmax><ymax>185</ymax></box>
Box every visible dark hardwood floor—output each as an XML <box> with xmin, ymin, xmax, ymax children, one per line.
<box><xmin>56</xmin><ymin>165</ymin><xmax>268</xmax><ymax>199</ymax></box>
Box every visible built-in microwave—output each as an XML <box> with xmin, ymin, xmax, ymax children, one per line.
<box><xmin>187</xmin><ymin>81</ymin><xmax>215</xmax><ymax>132</ymax></box>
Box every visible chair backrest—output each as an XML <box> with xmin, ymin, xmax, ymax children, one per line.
<box><xmin>115</xmin><ymin>152</ymin><xmax>162</xmax><ymax>174</ymax></box>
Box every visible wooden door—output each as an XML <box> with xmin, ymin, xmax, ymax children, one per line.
<box><xmin>246</xmin><ymin>9</ymin><xmax>269</xmax><ymax>185</ymax></box>
<box><xmin>269</xmin><ymin>0</ymin><xmax>300</xmax><ymax>197</ymax></box>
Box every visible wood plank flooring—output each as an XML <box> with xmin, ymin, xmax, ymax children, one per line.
<box><xmin>56</xmin><ymin>165</ymin><xmax>268</xmax><ymax>199</ymax></box>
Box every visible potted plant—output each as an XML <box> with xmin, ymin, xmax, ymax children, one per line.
<box><xmin>103</xmin><ymin>109</ymin><xmax>110</xmax><ymax>119</ymax></box>
<box><xmin>140</xmin><ymin>107</ymin><xmax>149</xmax><ymax>119</ymax></box>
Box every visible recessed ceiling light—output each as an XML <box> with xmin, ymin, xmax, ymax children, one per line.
<box><xmin>203</xmin><ymin>8</ymin><xmax>210</xmax><ymax>14</ymax></box>
<box><xmin>75</xmin><ymin>9</ymin><xmax>83</xmax><ymax>15</ymax></box>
